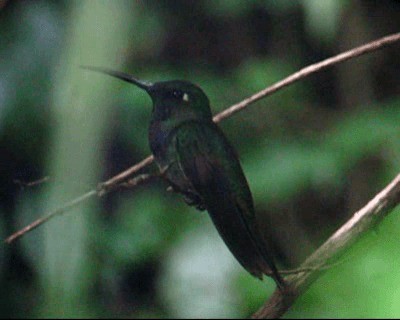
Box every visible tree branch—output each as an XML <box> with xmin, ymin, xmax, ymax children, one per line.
<box><xmin>252</xmin><ymin>173</ymin><xmax>400</xmax><ymax>319</ymax></box>
<box><xmin>213</xmin><ymin>32</ymin><xmax>400</xmax><ymax>122</ymax></box>
<box><xmin>4</xmin><ymin>32</ymin><xmax>400</xmax><ymax>245</ymax></box>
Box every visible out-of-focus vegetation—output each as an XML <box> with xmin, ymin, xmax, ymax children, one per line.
<box><xmin>0</xmin><ymin>0</ymin><xmax>399</xmax><ymax>318</ymax></box>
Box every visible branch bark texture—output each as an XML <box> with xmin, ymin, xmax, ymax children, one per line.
<box><xmin>252</xmin><ymin>174</ymin><xmax>400</xmax><ymax>319</ymax></box>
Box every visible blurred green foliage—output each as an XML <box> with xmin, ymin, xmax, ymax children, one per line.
<box><xmin>0</xmin><ymin>0</ymin><xmax>399</xmax><ymax>318</ymax></box>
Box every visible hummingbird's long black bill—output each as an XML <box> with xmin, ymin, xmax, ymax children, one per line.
<box><xmin>80</xmin><ymin>65</ymin><xmax>153</xmax><ymax>91</ymax></box>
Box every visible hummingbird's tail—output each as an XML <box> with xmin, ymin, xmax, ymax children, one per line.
<box><xmin>204</xmin><ymin>189</ymin><xmax>286</xmax><ymax>290</ymax></box>
<box><xmin>246</xmin><ymin>228</ymin><xmax>286</xmax><ymax>290</ymax></box>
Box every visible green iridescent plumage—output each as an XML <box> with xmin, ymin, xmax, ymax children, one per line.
<box><xmin>83</xmin><ymin>66</ymin><xmax>285</xmax><ymax>289</ymax></box>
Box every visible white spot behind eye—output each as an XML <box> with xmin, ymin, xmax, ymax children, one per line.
<box><xmin>183</xmin><ymin>93</ymin><xmax>189</xmax><ymax>102</ymax></box>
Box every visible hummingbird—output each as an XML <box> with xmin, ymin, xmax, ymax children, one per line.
<box><xmin>82</xmin><ymin>66</ymin><xmax>285</xmax><ymax>289</ymax></box>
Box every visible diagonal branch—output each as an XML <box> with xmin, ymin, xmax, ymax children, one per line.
<box><xmin>213</xmin><ymin>32</ymin><xmax>400</xmax><ymax>122</ymax></box>
<box><xmin>4</xmin><ymin>32</ymin><xmax>400</xmax><ymax>244</ymax></box>
<box><xmin>252</xmin><ymin>173</ymin><xmax>400</xmax><ymax>319</ymax></box>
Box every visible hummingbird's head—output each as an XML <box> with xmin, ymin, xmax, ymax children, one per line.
<box><xmin>147</xmin><ymin>80</ymin><xmax>212</xmax><ymax>122</ymax></box>
<box><xmin>81</xmin><ymin>66</ymin><xmax>213</xmax><ymax>123</ymax></box>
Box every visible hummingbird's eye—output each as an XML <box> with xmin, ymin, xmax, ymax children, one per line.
<box><xmin>170</xmin><ymin>90</ymin><xmax>189</xmax><ymax>102</ymax></box>
<box><xmin>172</xmin><ymin>90</ymin><xmax>183</xmax><ymax>99</ymax></box>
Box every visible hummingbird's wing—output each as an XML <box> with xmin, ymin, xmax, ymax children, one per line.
<box><xmin>173</xmin><ymin>121</ymin><xmax>284</xmax><ymax>287</ymax></box>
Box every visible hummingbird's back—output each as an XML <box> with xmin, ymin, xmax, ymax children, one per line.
<box><xmin>153</xmin><ymin>119</ymin><xmax>284</xmax><ymax>288</ymax></box>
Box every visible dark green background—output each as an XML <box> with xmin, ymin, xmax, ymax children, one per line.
<box><xmin>0</xmin><ymin>1</ymin><xmax>399</xmax><ymax>318</ymax></box>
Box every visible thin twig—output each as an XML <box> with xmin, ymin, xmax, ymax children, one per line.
<box><xmin>252</xmin><ymin>174</ymin><xmax>400</xmax><ymax>319</ymax></box>
<box><xmin>120</xmin><ymin>173</ymin><xmax>158</xmax><ymax>189</ymax></box>
<box><xmin>5</xmin><ymin>190</ymin><xmax>97</xmax><ymax>244</ymax></box>
<box><xmin>4</xmin><ymin>32</ymin><xmax>400</xmax><ymax>244</ymax></box>
<box><xmin>5</xmin><ymin>158</ymin><xmax>154</xmax><ymax>244</ymax></box>
<box><xmin>96</xmin><ymin>155</ymin><xmax>154</xmax><ymax>196</ymax></box>
<box><xmin>14</xmin><ymin>176</ymin><xmax>50</xmax><ymax>189</ymax></box>
<box><xmin>276</xmin><ymin>257</ymin><xmax>347</xmax><ymax>275</ymax></box>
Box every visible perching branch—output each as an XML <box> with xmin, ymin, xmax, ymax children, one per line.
<box><xmin>4</xmin><ymin>158</ymin><xmax>156</xmax><ymax>244</ymax></box>
<box><xmin>5</xmin><ymin>32</ymin><xmax>400</xmax><ymax>244</ymax></box>
<box><xmin>5</xmin><ymin>190</ymin><xmax>98</xmax><ymax>244</ymax></box>
<box><xmin>96</xmin><ymin>155</ymin><xmax>154</xmax><ymax>196</ymax></box>
<box><xmin>252</xmin><ymin>173</ymin><xmax>400</xmax><ymax>319</ymax></box>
